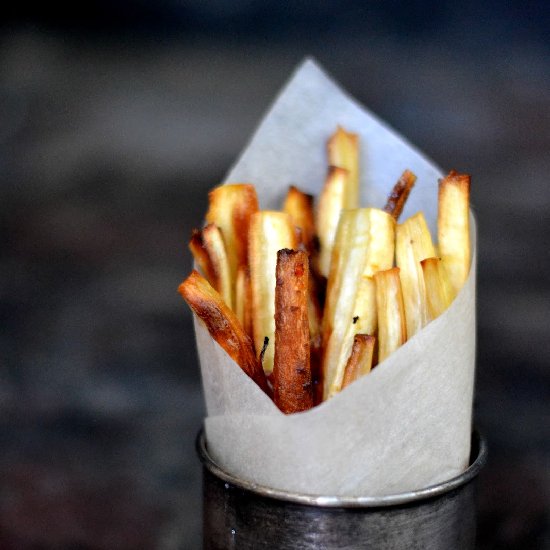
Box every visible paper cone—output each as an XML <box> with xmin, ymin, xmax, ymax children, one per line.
<box><xmin>193</xmin><ymin>58</ymin><xmax>476</xmax><ymax>496</ymax></box>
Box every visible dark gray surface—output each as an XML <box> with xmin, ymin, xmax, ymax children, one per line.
<box><xmin>0</xmin><ymin>12</ymin><xmax>549</xmax><ymax>549</ymax></box>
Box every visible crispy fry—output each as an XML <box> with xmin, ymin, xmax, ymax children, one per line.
<box><xmin>322</xmin><ymin>208</ymin><xmax>395</xmax><ymax>399</ymax></box>
<box><xmin>273</xmin><ymin>249</ymin><xmax>313</xmax><ymax>414</ymax></box>
<box><xmin>395</xmin><ymin>212</ymin><xmax>436</xmax><ymax>337</ymax></box>
<box><xmin>249</xmin><ymin>211</ymin><xmax>298</xmax><ymax>374</ymax></box>
<box><xmin>178</xmin><ymin>270</ymin><xmax>268</xmax><ymax>393</ymax></box>
<box><xmin>375</xmin><ymin>267</ymin><xmax>407</xmax><ymax>363</ymax></box>
<box><xmin>206</xmin><ymin>183</ymin><xmax>259</xmax><ymax>287</ymax></box>
<box><xmin>383</xmin><ymin>169</ymin><xmax>417</xmax><ymax>220</ymax></box>
<box><xmin>201</xmin><ymin>223</ymin><xmax>233</xmax><ymax>309</ymax></box>
<box><xmin>438</xmin><ymin>171</ymin><xmax>471</xmax><ymax>299</ymax></box>
<box><xmin>341</xmin><ymin>334</ymin><xmax>375</xmax><ymax>390</ymax></box>
<box><xmin>328</xmin><ymin>126</ymin><xmax>359</xmax><ymax>209</ymax></box>
<box><xmin>235</xmin><ymin>265</ymin><xmax>253</xmax><ymax>339</ymax></box>
<box><xmin>283</xmin><ymin>185</ymin><xmax>316</xmax><ymax>255</ymax></box>
<box><xmin>188</xmin><ymin>228</ymin><xmax>216</xmax><ymax>284</ymax></box>
<box><xmin>421</xmin><ymin>257</ymin><xmax>453</xmax><ymax>321</ymax></box>
<box><xmin>316</xmin><ymin>166</ymin><xmax>348</xmax><ymax>278</ymax></box>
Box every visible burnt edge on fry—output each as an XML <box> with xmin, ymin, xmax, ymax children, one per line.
<box><xmin>273</xmin><ymin>249</ymin><xmax>313</xmax><ymax>414</ymax></box>
<box><xmin>178</xmin><ymin>270</ymin><xmax>269</xmax><ymax>395</ymax></box>
<box><xmin>383</xmin><ymin>169</ymin><xmax>417</xmax><ymax>221</ymax></box>
<box><xmin>341</xmin><ymin>334</ymin><xmax>375</xmax><ymax>390</ymax></box>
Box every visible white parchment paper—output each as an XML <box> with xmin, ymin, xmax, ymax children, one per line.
<box><xmin>194</xmin><ymin>58</ymin><xmax>476</xmax><ymax>496</ymax></box>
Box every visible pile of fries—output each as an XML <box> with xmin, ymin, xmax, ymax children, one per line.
<box><xmin>179</xmin><ymin>127</ymin><xmax>471</xmax><ymax>414</ymax></box>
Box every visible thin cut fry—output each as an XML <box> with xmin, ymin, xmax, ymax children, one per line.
<box><xmin>322</xmin><ymin>208</ymin><xmax>395</xmax><ymax>399</ymax></box>
<box><xmin>188</xmin><ymin>228</ymin><xmax>216</xmax><ymax>284</ymax></box>
<box><xmin>395</xmin><ymin>212</ymin><xmax>436</xmax><ymax>338</ymax></box>
<box><xmin>328</xmin><ymin>126</ymin><xmax>359</xmax><ymax>209</ymax></box>
<box><xmin>206</xmin><ymin>183</ymin><xmax>259</xmax><ymax>287</ymax></box>
<box><xmin>201</xmin><ymin>224</ymin><xmax>233</xmax><ymax>309</ymax></box>
<box><xmin>283</xmin><ymin>185</ymin><xmax>316</xmax><ymax>255</ymax></box>
<box><xmin>438</xmin><ymin>171</ymin><xmax>471</xmax><ymax>299</ymax></box>
<box><xmin>273</xmin><ymin>249</ymin><xmax>313</xmax><ymax>414</ymax></box>
<box><xmin>341</xmin><ymin>334</ymin><xmax>375</xmax><ymax>390</ymax></box>
<box><xmin>383</xmin><ymin>169</ymin><xmax>417</xmax><ymax>221</ymax></box>
<box><xmin>235</xmin><ymin>265</ymin><xmax>253</xmax><ymax>339</ymax></box>
<box><xmin>178</xmin><ymin>270</ymin><xmax>268</xmax><ymax>394</ymax></box>
<box><xmin>375</xmin><ymin>267</ymin><xmax>407</xmax><ymax>363</ymax></box>
<box><xmin>421</xmin><ymin>257</ymin><xmax>453</xmax><ymax>321</ymax></box>
<box><xmin>249</xmin><ymin>211</ymin><xmax>298</xmax><ymax>374</ymax></box>
<box><xmin>316</xmin><ymin>166</ymin><xmax>348</xmax><ymax>278</ymax></box>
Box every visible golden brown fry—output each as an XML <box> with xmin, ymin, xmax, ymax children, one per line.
<box><xmin>395</xmin><ymin>212</ymin><xmax>436</xmax><ymax>338</ymax></box>
<box><xmin>235</xmin><ymin>265</ymin><xmax>254</xmax><ymax>340</ymax></box>
<box><xmin>273</xmin><ymin>249</ymin><xmax>312</xmax><ymax>414</ymax></box>
<box><xmin>328</xmin><ymin>126</ymin><xmax>359</xmax><ymax>209</ymax></box>
<box><xmin>316</xmin><ymin>166</ymin><xmax>348</xmax><ymax>278</ymax></box>
<box><xmin>201</xmin><ymin>223</ymin><xmax>233</xmax><ymax>309</ymax></box>
<box><xmin>383</xmin><ymin>169</ymin><xmax>417</xmax><ymax>221</ymax></box>
<box><xmin>178</xmin><ymin>270</ymin><xmax>268</xmax><ymax>394</ymax></box>
<box><xmin>341</xmin><ymin>334</ymin><xmax>375</xmax><ymax>390</ymax></box>
<box><xmin>322</xmin><ymin>208</ymin><xmax>395</xmax><ymax>400</ymax></box>
<box><xmin>438</xmin><ymin>171</ymin><xmax>471</xmax><ymax>299</ymax></box>
<box><xmin>375</xmin><ymin>267</ymin><xmax>407</xmax><ymax>363</ymax></box>
<box><xmin>188</xmin><ymin>228</ymin><xmax>216</xmax><ymax>284</ymax></box>
<box><xmin>421</xmin><ymin>257</ymin><xmax>453</xmax><ymax>321</ymax></box>
<box><xmin>206</xmin><ymin>183</ymin><xmax>259</xmax><ymax>286</ymax></box>
<box><xmin>283</xmin><ymin>185</ymin><xmax>316</xmax><ymax>255</ymax></box>
<box><xmin>249</xmin><ymin>211</ymin><xmax>298</xmax><ymax>374</ymax></box>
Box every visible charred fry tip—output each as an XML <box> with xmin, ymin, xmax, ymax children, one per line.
<box><xmin>383</xmin><ymin>169</ymin><xmax>417</xmax><ymax>221</ymax></box>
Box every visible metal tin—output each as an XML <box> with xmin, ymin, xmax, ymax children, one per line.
<box><xmin>198</xmin><ymin>429</ymin><xmax>487</xmax><ymax>549</ymax></box>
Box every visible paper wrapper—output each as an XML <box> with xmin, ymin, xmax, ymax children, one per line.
<box><xmin>194</xmin><ymin>58</ymin><xmax>476</xmax><ymax>497</ymax></box>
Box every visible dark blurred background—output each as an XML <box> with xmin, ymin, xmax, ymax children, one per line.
<box><xmin>1</xmin><ymin>1</ymin><xmax>549</xmax><ymax>548</ymax></box>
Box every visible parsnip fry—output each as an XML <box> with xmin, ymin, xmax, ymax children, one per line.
<box><xmin>383</xmin><ymin>169</ymin><xmax>417</xmax><ymax>220</ymax></box>
<box><xmin>322</xmin><ymin>208</ymin><xmax>395</xmax><ymax>399</ymax></box>
<box><xmin>178</xmin><ymin>270</ymin><xmax>268</xmax><ymax>394</ymax></box>
<box><xmin>206</xmin><ymin>183</ymin><xmax>259</xmax><ymax>286</ymax></box>
<box><xmin>375</xmin><ymin>267</ymin><xmax>407</xmax><ymax>363</ymax></box>
<box><xmin>438</xmin><ymin>171</ymin><xmax>471</xmax><ymax>299</ymax></box>
<box><xmin>283</xmin><ymin>185</ymin><xmax>316</xmax><ymax>255</ymax></box>
<box><xmin>201</xmin><ymin>224</ymin><xmax>233</xmax><ymax>309</ymax></box>
<box><xmin>188</xmin><ymin>229</ymin><xmax>216</xmax><ymax>284</ymax></box>
<box><xmin>273</xmin><ymin>249</ymin><xmax>312</xmax><ymax>414</ymax></box>
<box><xmin>328</xmin><ymin>126</ymin><xmax>359</xmax><ymax>209</ymax></box>
<box><xmin>235</xmin><ymin>265</ymin><xmax>253</xmax><ymax>339</ymax></box>
<box><xmin>316</xmin><ymin>166</ymin><xmax>348</xmax><ymax>278</ymax></box>
<box><xmin>249</xmin><ymin>211</ymin><xmax>298</xmax><ymax>374</ymax></box>
<box><xmin>341</xmin><ymin>334</ymin><xmax>375</xmax><ymax>390</ymax></box>
<box><xmin>421</xmin><ymin>257</ymin><xmax>453</xmax><ymax>321</ymax></box>
<box><xmin>396</xmin><ymin>212</ymin><xmax>436</xmax><ymax>337</ymax></box>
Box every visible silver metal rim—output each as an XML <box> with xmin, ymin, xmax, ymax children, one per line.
<box><xmin>196</xmin><ymin>428</ymin><xmax>487</xmax><ymax>508</ymax></box>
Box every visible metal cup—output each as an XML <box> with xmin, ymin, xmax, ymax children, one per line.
<box><xmin>198</xmin><ymin>429</ymin><xmax>487</xmax><ymax>549</ymax></box>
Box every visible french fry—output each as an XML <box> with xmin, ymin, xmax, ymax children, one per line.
<box><xmin>395</xmin><ymin>212</ymin><xmax>436</xmax><ymax>338</ymax></box>
<box><xmin>235</xmin><ymin>265</ymin><xmax>253</xmax><ymax>339</ymax></box>
<box><xmin>283</xmin><ymin>185</ymin><xmax>316</xmax><ymax>255</ymax></box>
<box><xmin>375</xmin><ymin>267</ymin><xmax>407</xmax><ymax>363</ymax></box>
<box><xmin>328</xmin><ymin>126</ymin><xmax>359</xmax><ymax>209</ymax></box>
<box><xmin>438</xmin><ymin>171</ymin><xmax>471</xmax><ymax>299</ymax></box>
<box><xmin>188</xmin><ymin>228</ymin><xmax>216</xmax><ymax>284</ymax></box>
<box><xmin>178</xmin><ymin>270</ymin><xmax>269</xmax><ymax>394</ymax></box>
<box><xmin>341</xmin><ymin>334</ymin><xmax>375</xmax><ymax>390</ymax></box>
<box><xmin>421</xmin><ymin>257</ymin><xmax>453</xmax><ymax>321</ymax></box>
<box><xmin>316</xmin><ymin>166</ymin><xmax>348</xmax><ymax>278</ymax></box>
<box><xmin>249</xmin><ymin>211</ymin><xmax>298</xmax><ymax>374</ymax></box>
<box><xmin>383</xmin><ymin>169</ymin><xmax>417</xmax><ymax>221</ymax></box>
<box><xmin>273</xmin><ymin>249</ymin><xmax>313</xmax><ymax>413</ymax></box>
<box><xmin>322</xmin><ymin>208</ymin><xmax>395</xmax><ymax>399</ymax></box>
<box><xmin>206</xmin><ymin>183</ymin><xmax>259</xmax><ymax>288</ymax></box>
<box><xmin>201</xmin><ymin>223</ymin><xmax>233</xmax><ymax>309</ymax></box>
